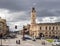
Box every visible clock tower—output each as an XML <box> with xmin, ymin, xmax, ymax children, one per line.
<box><xmin>30</xmin><ymin>7</ymin><xmax>37</xmax><ymax>38</ymax></box>
<box><xmin>31</xmin><ymin>7</ymin><xmax>36</xmax><ymax>25</ymax></box>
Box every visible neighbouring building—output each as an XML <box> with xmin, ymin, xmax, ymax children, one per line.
<box><xmin>0</xmin><ymin>17</ymin><xmax>9</xmax><ymax>37</ymax></box>
<box><xmin>24</xmin><ymin>7</ymin><xmax>60</xmax><ymax>38</ymax></box>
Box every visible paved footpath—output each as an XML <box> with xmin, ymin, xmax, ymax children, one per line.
<box><xmin>20</xmin><ymin>40</ymin><xmax>52</xmax><ymax>46</ymax></box>
<box><xmin>0</xmin><ymin>35</ymin><xmax>52</xmax><ymax>46</ymax></box>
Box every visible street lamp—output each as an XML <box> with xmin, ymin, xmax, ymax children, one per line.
<box><xmin>0</xmin><ymin>33</ymin><xmax>3</xmax><ymax>46</ymax></box>
<box><xmin>22</xmin><ymin>26</ymin><xmax>26</xmax><ymax>40</ymax></box>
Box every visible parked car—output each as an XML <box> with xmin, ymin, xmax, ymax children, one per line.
<box><xmin>52</xmin><ymin>39</ymin><xmax>60</xmax><ymax>46</ymax></box>
<box><xmin>6</xmin><ymin>34</ymin><xmax>16</xmax><ymax>39</ymax></box>
<box><xmin>22</xmin><ymin>35</ymin><xmax>32</xmax><ymax>40</ymax></box>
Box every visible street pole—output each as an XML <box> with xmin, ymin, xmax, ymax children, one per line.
<box><xmin>23</xmin><ymin>30</ymin><xmax>25</xmax><ymax>40</ymax></box>
<box><xmin>22</xmin><ymin>26</ymin><xmax>25</xmax><ymax>40</ymax></box>
<box><xmin>1</xmin><ymin>34</ymin><xmax>2</xmax><ymax>46</ymax></box>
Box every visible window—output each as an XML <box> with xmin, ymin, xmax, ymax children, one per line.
<box><xmin>53</xmin><ymin>32</ymin><xmax>55</xmax><ymax>34</ymax></box>
<box><xmin>45</xmin><ymin>26</ymin><xmax>47</xmax><ymax>30</ymax></box>
<box><xmin>49</xmin><ymin>32</ymin><xmax>51</xmax><ymax>34</ymax></box>
<box><xmin>53</xmin><ymin>26</ymin><xmax>54</xmax><ymax>30</ymax></box>
<box><xmin>40</xmin><ymin>27</ymin><xmax>41</xmax><ymax>30</ymax></box>
<box><xmin>45</xmin><ymin>32</ymin><xmax>48</xmax><ymax>34</ymax></box>
<box><xmin>0</xmin><ymin>23</ymin><xmax>3</xmax><ymax>27</ymax></box>
<box><xmin>45</xmin><ymin>35</ymin><xmax>48</xmax><ymax>36</ymax></box>
<box><xmin>49</xmin><ymin>26</ymin><xmax>51</xmax><ymax>30</ymax></box>
<box><xmin>56</xmin><ymin>32</ymin><xmax>58</xmax><ymax>34</ymax></box>
<box><xmin>56</xmin><ymin>27</ymin><xmax>58</xmax><ymax>30</ymax></box>
<box><xmin>0</xmin><ymin>28</ymin><xmax>2</xmax><ymax>32</ymax></box>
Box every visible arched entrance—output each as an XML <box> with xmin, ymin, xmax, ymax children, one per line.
<box><xmin>39</xmin><ymin>33</ymin><xmax>44</xmax><ymax>39</ymax></box>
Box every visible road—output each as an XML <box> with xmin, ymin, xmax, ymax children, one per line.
<box><xmin>0</xmin><ymin>35</ymin><xmax>52</xmax><ymax>46</ymax></box>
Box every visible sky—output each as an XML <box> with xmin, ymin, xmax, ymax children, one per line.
<box><xmin>0</xmin><ymin>0</ymin><xmax>60</xmax><ymax>31</ymax></box>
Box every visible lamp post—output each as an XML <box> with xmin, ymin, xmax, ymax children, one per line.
<box><xmin>22</xmin><ymin>26</ymin><xmax>26</xmax><ymax>40</ymax></box>
<box><xmin>0</xmin><ymin>33</ymin><xmax>3</xmax><ymax>46</ymax></box>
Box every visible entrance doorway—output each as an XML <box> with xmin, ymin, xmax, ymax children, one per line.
<box><xmin>39</xmin><ymin>33</ymin><xmax>44</xmax><ymax>39</ymax></box>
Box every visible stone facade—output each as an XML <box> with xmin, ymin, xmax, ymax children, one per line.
<box><xmin>25</xmin><ymin>7</ymin><xmax>60</xmax><ymax>38</ymax></box>
<box><xmin>0</xmin><ymin>17</ymin><xmax>9</xmax><ymax>36</ymax></box>
<box><xmin>33</xmin><ymin>23</ymin><xmax>60</xmax><ymax>38</ymax></box>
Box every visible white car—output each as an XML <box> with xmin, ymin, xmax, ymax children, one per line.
<box><xmin>24</xmin><ymin>35</ymin><xmax>32</xmax><ymax>39</ymax></box>
<box><xmin>52</xmin><ymin>39</ymin><xmax>60</xmax><ymax>46</ymax></box>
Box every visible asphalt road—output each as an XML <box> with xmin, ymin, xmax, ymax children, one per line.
<box><xmin>0</xmin><ymin>35</ymin><xmax>52</xmax><ymax>46</ymax></box>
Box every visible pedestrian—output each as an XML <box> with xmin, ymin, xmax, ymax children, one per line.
<box><xmin>18</xmin><ymin>40</ymin><xmax>20</xmax><ymax>44</ymax></box>
<box><xmin>16</xmin><ymin>40</ymin><xmax>20</xmax><ymax>44</ymax></box>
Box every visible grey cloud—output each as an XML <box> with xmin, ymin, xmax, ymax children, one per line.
<box><xmin>6</xmin><ymin>11</ymin><xmax>30</xmax><ymax>22</ymax></box>
<box><xmin>0</xmin><ymin>0</ymin><xmax>23</xmax><ymax>11</ymax></box>
<box><xmin>0</xmin><ymin>0</ymin><xmax>37</xmax><ymax>11</ymax></box>
<box><xmin>0</xmin><ymin>0</ymin><xmax>60</xmax><ymax>31</ymax></box>
<box><xmin>37</xmin><ymin>9</ymin><xmax>54</xmax><ymax>17</ymax></box>
<box><xmin>0</xmin><ymin>0</ymin><xmax>60</xmax><ymax>12</ymax></box>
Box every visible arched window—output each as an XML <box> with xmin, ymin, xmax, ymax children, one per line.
<box><xmin>49</xmin><ymin>32</ymin><xmax>51</xmax><ymax>34</ymax></box>
<box><xmin>45</xmin><ymin>35</ymin><xmax>48</xmax><ymax>36</ymax></box>
<box><xmin>53</xmin><ymin>26</ymin><xmax>54</xmax><ymax>30</ymax></box>
<box><xmin>40</xmin><ymin>27</ymin><xmax>41</xmax><ymax>30</ymax></box>
<box><xmin>53</xmin><ymin>32</ymin><xmax>55</xmax><ymax>34</ymax></box>
<box><xmin>45</xmin><ymin>26</ymin><xmax>47</xmax><ymax>30</ymax></box>
<box><xmin>56</xmin><ymin>27</ymin><xmax>58</xmax><ymax>30</ymax></box>
<box><xmin>49</xmin><ymin>26</ymin><xmax>51</xmax><ymax>30</ymax></box>
<box><xmin>45</xmin><ymin>32</ymin><xmax>48</xmax><ymax>34</ymax></box>
<box><xmin>49</xmin><ymin>35</ymin><xmax>51</xmax><ymax>37</ymax></box>
<box><xmin>0</xmin><ymin>23</ymin><xmax>3</xmax><ymax>27</ymax></box>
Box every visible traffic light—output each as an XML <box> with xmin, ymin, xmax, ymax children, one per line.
<box><xmin>15</xmin><ymin>25</ymin><xmax>17</xmax><ymax>29</ymax></box>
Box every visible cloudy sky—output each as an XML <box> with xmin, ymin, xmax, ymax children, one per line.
<box><xmin>0</xmin><ymin>0</ymin><xmax>60</xmax><ymax>31</ymax></box>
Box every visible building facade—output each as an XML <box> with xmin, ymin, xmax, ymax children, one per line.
<box><xmin>0</xmin><ymin>17</ymin><xmax>9</xmax><ymax>37</ymax></box>
<box><xmin>25</xmin><ymin>7</ymin><xmax>60</xmax><ymax>38</ymax></box>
